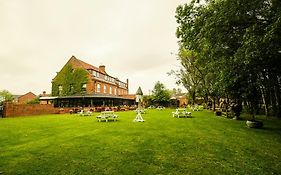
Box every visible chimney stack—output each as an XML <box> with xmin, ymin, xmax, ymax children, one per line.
<box><xmin>99</xmin><ymin>65</ymin><xmax>105</xmax><ymax>73</ymax></box>
<box><xmin>126</xmin><ymin>79</ymin><xmax>129</xmax><ymax>93</ymax></box>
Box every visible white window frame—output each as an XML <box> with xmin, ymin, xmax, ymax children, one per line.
<box><xmin>104</xmin><ymin>85</ymin><xmax>107</xmax><ymax>93</ymax></box>
<box><xmin>97</xmin><ymin>84</ymin><xmax>101</xmax><ymax>93</ymax></box>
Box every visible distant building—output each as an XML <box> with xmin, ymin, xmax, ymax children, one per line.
<box><xmin>177</xmin><ymin>95</ymin><xmax>187</xmax><ymax>107</ymax></box>
<box><xmin>48</xmin><ymin>56</ymin><xmax>135</xmax><ymax>107</ymax></box>
<box><xmin>39</xmin><ymin>91</ymin><xmax>53</xmax><ymax>105</ymax></box>
<box><xmin>18</xmin><ymin>92</ymin><xmax>36</xmax><ymax>104</ymax></box>
<box><xmin>171</xmin><ymin>94</ymin><xmax>187</xmax><ymax>107</ymax></box>
<box><xmin>12</xmin><ymin>95</ymin><xmax>20</xmax><ymax>103</ymax></box>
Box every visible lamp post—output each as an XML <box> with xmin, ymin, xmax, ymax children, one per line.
<box><xmin>134</xmin><ymin>87</ymin><xmax>144</xmax><ymax>122</ymax></box>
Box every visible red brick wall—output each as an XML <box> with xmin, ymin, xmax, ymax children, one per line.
<box><xmin>86</xmin><ymin>76</ymin><xmax>95</xmax><ymax>94</ymax></box>
<box><xmin>3</xmin><ymin>103</ymin><xmax>59</xmax><ymax>117</ymax></box>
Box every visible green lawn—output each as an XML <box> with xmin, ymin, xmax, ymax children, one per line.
<box><xmin>1</xmin><ymin>109</ymin><xmax>281</xmax><ymax>175</ymax></box>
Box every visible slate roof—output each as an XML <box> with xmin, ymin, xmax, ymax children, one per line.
<box><xmin>70</xmin><ymin>56</ymin><xmax>107</xmax><ymax>74</ymax></box>
<box><xmin>136</xmin><ymin>87</ymin><xmax>143</xmax><ymax>95</ymax></box>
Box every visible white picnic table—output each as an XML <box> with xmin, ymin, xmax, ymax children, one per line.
<box><xmin>96</xmin><ymin>111</ymin><xmax>118</xmax><ymax>122</ymax></box>
<box><xmin>172</xmin><ymin>108</ymin><xmax>191</xmax><ymax>118</ymax></box>
<box><xmin>77</xmin><ymin>110</ymin><xmax>93</xmax><ymax>116</ymax></box>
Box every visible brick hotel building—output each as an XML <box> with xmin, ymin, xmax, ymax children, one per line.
<box><xmin>47</xmin><ymin>56</ymin><xmax>135</xmax><ymax>107</ymax></box>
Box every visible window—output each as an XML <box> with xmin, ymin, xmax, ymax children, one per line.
<box><xmin>114</xmin><ymin>88</ymin><xmax>117</xmax><ymax>95</ymax></box>
<box><xmin>58</xmin><ymin>85</ymin><xmax>63</xmax><ymax>95</ymax></box>
<box><xmin>82</xmin><ymin>84</ymin><xmax>87</xmax><ymax>92</ymax></box>
<box><xmin>70</xmin><ymin>84</ymin><xmax>74</xmax><ymax>93</ymax></box>
<box><xmin>96</xmin><ymin>84</ymin><xmax>101</xmax><ymax>93</ymax></box>
<box><xmin>92</xmin><ymin>71</ymin><xmax>97</xmax><ymax>77</ymax></box>
<box><xmin>104</xmin><ymin>85</ymin><xmax>107</xmax><ymax>93</ymax></box>
<box><xmin>109</xmin><ymin>86</ymin><xmax>112</xmax><ymax>94</ymax></box>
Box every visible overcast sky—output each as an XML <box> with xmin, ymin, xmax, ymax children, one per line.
<box><xmin>0</xmin><ymin>0</ymin><xmax>189</xmax><ymax>95</ymax></box>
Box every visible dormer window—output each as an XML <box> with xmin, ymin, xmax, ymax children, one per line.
<box><xmin>92</xmin><ymin>71</ymin><xmax>97</xmax><ymax>77</ymax></box>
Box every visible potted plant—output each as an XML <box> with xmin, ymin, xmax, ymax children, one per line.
<box><xmin>246</xmin><ymin>115</ymin><xmax>263</xmax><ymax>128</ymax></box>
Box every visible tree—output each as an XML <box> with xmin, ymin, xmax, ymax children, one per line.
<box><xmin>26</xmin><ymin>97</ymin><xmax>40</xmax><ymax>104</ymax></box>
<box><xmin>151</xmin><ymin>81</ymin><xmax>171</xmax><ymax>106</ymax></box>
<box><xmin>170</xmin><ymin>88</ymin><xmax>183</xmax><ymax>97</ymax></box>
<box><xmin>143</xmin><ymin>95</ymin><xmax>154</xmax><ymax>107</ymax></box>
<box><xmin>175</xmin><ymin>0</ymin><xmax>281</xmax><ymax>117</ymax></box>
<box><xmin>0</xmin><ymin>90</ymin><xmax>14</xmax><ymax>104</ymax></box>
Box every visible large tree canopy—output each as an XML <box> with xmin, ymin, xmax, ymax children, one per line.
<box><xmin>175</xmin><ymin>0</ymin><xmax>281</xmax><ymax>117</ymax></box>
<box><xmin>151</xmin><ymin>81</ymin><xmax>171</xmax><ymax>106</ymax></box>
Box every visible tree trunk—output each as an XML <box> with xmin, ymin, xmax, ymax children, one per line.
<box><xmin>274</xmin><ymin>83</ymin><xmax>281</xmax><ymax>118</ymax></box>
<box><xmin>213</xmin><ymin>96</ymin><xmax>216</xmax><ymax>111</ymax></box>
<box><xmin>192</xmin><ymin>91</ymin><xmax>196</xmax><ymax>105</ymax></box>
<box><xmin>260</xmin><ymin>85</ymin><xmax>269</xmax><ymax>116</ymax></box>
<box><xmin>226</xmin><ymin>95</ymin><xmax>229</xmax><ymax>117</ymax></box>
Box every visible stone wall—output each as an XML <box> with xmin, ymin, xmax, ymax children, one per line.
<box><xmin>3</xmin><ymin>103</ymin><xmax>59</xmax><ymax>117</ymax></box>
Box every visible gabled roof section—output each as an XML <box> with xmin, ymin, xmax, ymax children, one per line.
<box><xmin>19</xmin><ymin>92</ymin><xmax>36</xmax><ymax>98</ymax></box>
<box><xmin>53</xmin><ymin>55</ymin><xmax>111</xmax><ymax>81</ymax></box>
<box><xmin>69</xmin><ymin>56</ymin><xmax>107</xmax><ymax>74</ymax></box>
<box><xmin>71</xmin><ymin>56</ymin><xmax>98</xmax><ymax>71</ymax></box>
